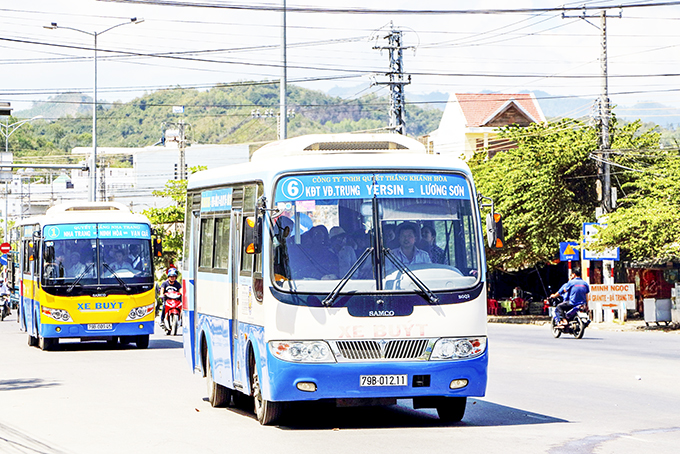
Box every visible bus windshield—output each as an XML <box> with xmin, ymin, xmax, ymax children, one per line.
<box><xmin>272</xmin><ymin>172</ymin><xmax>480</xmax><ymax>295</ymax></box>
<box><xmin>42</xmin><ymin>224</ymin><xmax>153</xmax><ymax>288</ymax></box>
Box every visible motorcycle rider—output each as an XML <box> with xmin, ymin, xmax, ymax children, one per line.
<box><xmin>551</xmin><ymin>269</ymin><xmax>590</xmax><ymax>327</ymax></box>
<box><xmin>0</xmin><ymin>278</ymin><xmax>10</xmax><ymax>319</ymax></box>
<box><xmin>159</xmin><ymin>268</ymin><xmax>181</xmax><ymax>329</ymax></box>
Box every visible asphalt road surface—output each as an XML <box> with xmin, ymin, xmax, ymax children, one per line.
<box><xmin>1</xmin><ymin>312</ymin><xmax>679</xmax><ymax>454</ymax></box>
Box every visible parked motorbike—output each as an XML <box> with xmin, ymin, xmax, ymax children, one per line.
<box><xmin>547</xmin><ymin>295</ymin><xmax>590</xmax><ymax>339</ymax></box>
<box><xmin>162</xmin><ymin>289</ymin><xmax>183</xmax><ymax>336</ymax></box>
<box><xmin>0</xmin><ymin>294</ymin><xmax>10</xmax><ymax>321</ymax></box>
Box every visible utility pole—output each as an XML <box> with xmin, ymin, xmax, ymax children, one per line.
<box><xmin>164</xmin><ymin>121</ymin><xmax>189</xmax><ymax>180</ymax></box>
<box><xmin>373</xmin><ymin>22</ymin><xmax>412</xmax><ymax>135</ymax></box>
<box><xmin>280</xmin><ymin>0</ymin><xmax>287</xmax><ymax>140</ymax></box>
<box><xmin>178</xmin><ymin>120</ymin><xmax>187</xmax><ymax>180</ymax></box>
<box><xmin>564</xmin><ymin>8</ymin><xmax>621</xmax><ymax>291</ymax></box>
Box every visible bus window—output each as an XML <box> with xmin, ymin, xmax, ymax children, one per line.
<box><xmin>199</xmin><ymin>218</ymin><xmax>215</xmax><ymax>269</ymax></box>
<box><xmin>99</xmin><ymin>240</ymin><xmax>152</xmax><ymax>281</ymax></box>
<box><xmin>272</xmin><ymin>172</ymin><xmax>480</xmax><ymax>294</ymax></box>
<box><xmin>213</xmin><ymin>217</ymin><xmax>230</xmax><ymax>269</ymax></box>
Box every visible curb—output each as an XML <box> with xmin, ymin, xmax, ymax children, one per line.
<box><xmin>488</xmin><ymin>316</ymin><xmax>680</xmax><ymax>333</ymax></box>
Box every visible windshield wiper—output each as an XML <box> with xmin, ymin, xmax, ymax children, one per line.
<box><xmin>102</xmin><ymin>263</ymin><xmax>131</xmax><ymax>292</ymax></box>
<box><xmin>383</xmin><ymin>248</ymin><xmax>440</xmax><ymax>305</ymax></box>
<box><xmin>67</xmin><ymin>263</ymin><xmax>95</xmax><ymax>293</ymax></box>
<box><xmin>322</xmin><ymin>247</ymin><xmax>374</xmax><ymax>307</ymax></box>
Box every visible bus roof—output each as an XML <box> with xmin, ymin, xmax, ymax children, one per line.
<box><xmin>15</xmin><ymin>202</ymin><xmax>151</xmax><ymax>228</ymax></box>
<box><xmin>188</xmin><ymin>133</ymin><xmax>472</xmax><ymax>191</ymax></box>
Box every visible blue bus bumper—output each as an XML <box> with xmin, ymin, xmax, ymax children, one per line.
<box><xmin>265</xmin><ymin>348</ymin><xmax>488</xmax><ymax>402</ymax></box>
<box><xmin>40</xmin><ymin>321</ymin><xmax>154</xmax><ymax>339</ymax></box>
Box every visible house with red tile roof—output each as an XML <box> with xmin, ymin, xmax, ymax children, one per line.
<box><xmin>427</xmin><ymin>93</ymin><xmax>546</xmax><ymax>160</ymax></box>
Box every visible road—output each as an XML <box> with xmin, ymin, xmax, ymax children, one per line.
<box><xmin>1</xmin><ymin>312</ymin><xmax>679</xmax><ymax>454</ymax></box>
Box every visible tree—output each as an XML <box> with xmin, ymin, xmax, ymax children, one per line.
<box><xmin>469</xmin><ymin>117</ymin><xmax>660</xmax><ymax>271</ymax></box>
<box><xmin>595</xmin><ymin>146</ymin><xmax>680</xmax><ymax>262</ymax></box>
<box><xmin>143</xmin><ymin>166</ymin><xmax>206</xmax><ymax>270</ymax></box>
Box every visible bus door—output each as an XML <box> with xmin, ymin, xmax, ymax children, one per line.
<box><xmin>25</xmin><ymin>234</ymin><xmax>39</xmax><ymax>336</ymax></box>
<box><xmin>186</xmin><ymin>199</ymin><xmax>201</xmax><ymax>370</ymax></box>
<box><xmin>230</xmin><ymin>208</ymin><xmax>245</xmax><ymax>389</ymax></box>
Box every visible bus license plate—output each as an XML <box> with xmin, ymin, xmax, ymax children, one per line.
<box><xmin>87</xmin><ymin>323</ymin><xmax>113</xmax><ymax>330</ymax></box>
<box><xmin>360</xmin><ymin>375</ymin><xmax>407</xmax><ymax>387</ymax></box>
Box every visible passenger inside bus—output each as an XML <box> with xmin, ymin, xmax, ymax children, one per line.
<box><xmin>385</xmin><ymin>222</ymin><xmax>431</xmax><ymax>275</ymax></box>
<box><xmin>66</xmin><ymin>252</ymin><xmax>90</xmax><ymax>278</ymax></box>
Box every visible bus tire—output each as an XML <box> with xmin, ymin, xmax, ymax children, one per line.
<box><xmin>28</xmin><ymin>334</ymin><xmax>38</xmax><ymax>347</ymax></box>
<box><xmin>435</xmin><ymin>396</ymin><xmax>467</xmax><ymax>423</ymax></box>
<box><xmin>134</xmin><ymin>335</ymin><xmax>149</xmax><ymax>349</ymax></box>
<box><xmin>119</xmin><ymin>336</ymin><xmax>131</xmax><ymax>346</ymax></box>
<box><xmin>39</xmin><ymin>336</ymin><xmax>57</xmax><ymax>351</ymax></box>
<box><xmin>206</xmin><ymin>360</ymin><xmax>231</xmax><ymax>407</ymax></box>
<box><xmin>107</xmin><ymin>337</ymin><xmax>119</xmax><ymax>347</ymax></box>
<box><xmin>252</xmin><ymin>367</ymin><xmax>283</xmax><ymax>425</ymax></box>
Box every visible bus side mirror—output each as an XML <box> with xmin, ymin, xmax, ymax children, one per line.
<box><xmin>153</xmin><ymin>238</ymin><xmax>163</xmax><ymax>257</ymax></box>
<box><xmin>245</xmin><ymin>216</ymin><xmax>263</xmax><ymax>255</ymax></box>
<box><xmin>28</xmin><ymin>241</ymin><xmax>36</xmax><ymax>261</ymax></box>
<box><xmin>486</xmin><ymin>212</ymin><xmax>504</xmax><ymax>249</ymax></box>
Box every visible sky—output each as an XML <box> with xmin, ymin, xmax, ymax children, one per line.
<box><xmin>1</xmin><ymin>0</ymin><xmax>680</xmax><ymax>121</ymax></box>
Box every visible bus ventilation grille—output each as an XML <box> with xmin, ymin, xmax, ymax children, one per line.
<box><xmin>332</xmin><ymin>339</ymin><xmax>431</xmax><ymax>361</ymax></box>
<box><xmin>303</xmin><ymin>141</ymin><xmax>408</xmax><ymax>151</ymax></box>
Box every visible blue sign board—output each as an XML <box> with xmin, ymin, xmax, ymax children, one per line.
<box><xmin>201</xmin><ymin>188</ymin><xmax>233</xmax><ymax>212</ymax></box>
<box><xmin>43</xmin><ymin>223</ymin><xmax>150</xmax><ymax>240</ymax></box>
<box><xmin>275</xmin><ymin>173</ymin><xmax>470</xmax><ymax>202</ymax></box>
<box><xmin>582</xmin><ymin>223</ymin><xmax>620</xmax><ymax>261</ymax></box>
<box><xmin>559</xmin><ymin>242</ymin><xmax>580</xmax><ymax>261</ymax></box>
<box><xmin>0</xmin><ymin>254</ymin><xmax>6</xmax><ymax>266</ymax></box>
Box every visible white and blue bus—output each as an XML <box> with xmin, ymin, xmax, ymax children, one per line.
<box><xmin>182</xmin><ymin>133</ymin><xmax>502</xmax><ymax>424</ymax></box>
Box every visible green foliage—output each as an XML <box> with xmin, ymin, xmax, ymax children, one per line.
<box><xmin>470</xmin><ymin>118</ymin><xmax>661</xmax><ymax>270</ymax></box>
<box><xmin>595</xmin><ymin>146</ymin><xmax>680</xmax><ymax>261</ymax></box>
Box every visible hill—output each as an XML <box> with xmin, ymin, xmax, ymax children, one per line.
<box><xmin>14</xmin><ymin>93</ymin><xmax>93</xmax><ymax>119</ymax></box>
<box><xmin>24</xmin><ymin>83</ymin><xmax>443</xmax><ymax>154</ymax></box>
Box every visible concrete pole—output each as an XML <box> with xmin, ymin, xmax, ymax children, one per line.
<box><xmin>600</xmin><ymin>11</ymin><xmax>611</xmax><ymax>214</ymax></box>
<box><xmin>91</xmin><ymin>32</ymin><xmax>98</xmax><ymax>202</ymax></box>
<box><xmin>280</xmin><ymin>0</ymin><xmax>287</xmax><ymax>140</ymax></box>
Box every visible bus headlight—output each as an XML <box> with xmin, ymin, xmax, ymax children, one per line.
<box><xmin>41</xmin><ymin>306</ymin><xmax>73</xmax><ymax>323</ymax></box>
<box><xmin>269</xmin><ymin>341</ymin><xmax>335</xmax><ymax>363</ymax></box>
<box><xmin>430</xmin><ymin>337</ymin><xmax>486</xmax><ymax>360</ymax></box>
<box><xmin>126</xmin><ymin>303</ymin><xmax>155</xmax><ymax>321</ymax></box>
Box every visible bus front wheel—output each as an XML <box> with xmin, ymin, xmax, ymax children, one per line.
<box><xmin>38</xmin><ymin>336</ymin><xmax>57</xmax><ymax>351</ymax></box>
<box><xmin>135</xmin><ymin>335</ymin><xmax>149</xmax><ymax>349</ymax></box>
<box><xmin>435</xmin><ymin>396</ymin><xmax>467</xmax><ymax>423</ymax></box>
<box><xmin>252</xmin><ymin>367</ymin><xmax>283</xmax><ymax>425</ymax></box>
<box><xmin>28</xmin><ymin>334</ymin><xmax>38</xmax><ymax>347</ymax></box>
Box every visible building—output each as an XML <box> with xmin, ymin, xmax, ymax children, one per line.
<box><xmin>428</xmin><ymin>93</ymin><xmax>546</xmax><ymax>160</ymax></box>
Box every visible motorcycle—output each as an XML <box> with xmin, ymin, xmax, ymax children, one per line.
<box><xmin>162</xmin><ymin>289</ymin><xmax>183</xmax><ymax>336</ymax></box>
<box><xmin>547</xmin><ymin>295</ymin><xmax>590</xmax><ymax>339</ymax></box>
<box><xmin>0</xmin><ymin>294</ymin><xmax>10</xmax><ymax>321</ymax></box>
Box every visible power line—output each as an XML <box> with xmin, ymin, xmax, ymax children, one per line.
<box><xmin>98</xmin><ymin>1</ymin><xmax>680</xmax><ymax>15</ymax></box>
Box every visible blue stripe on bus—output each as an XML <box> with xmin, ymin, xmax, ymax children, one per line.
<box><xmin>40</xmin><ymin>321</ymin><xmax>154</xmax><ymax>338</ymax></box>
<box><xmin>263</xmin><ymin>348</ymin><xmax>488</xmax><ymax>402</ymax></box>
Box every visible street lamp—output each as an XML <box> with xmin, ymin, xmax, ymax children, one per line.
<box><xmin>45</xmin><ymin>17</ymin><xmax>144</xmax><ymax>202</ymax></box>
<box><xmin>0</xmin><ymin>112</ymin><xmax>43</xmax><ymax>242</ymax></box>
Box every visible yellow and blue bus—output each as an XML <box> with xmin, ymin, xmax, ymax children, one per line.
<box><xmin>17</xmin><ymin>202</ymin><xmax>158</xmax><ymax>350</ymax></box>
<box><xmin>183</xmin><ymin>133</ymin><xmax>502</xmax><ymax>424</ymax></box>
